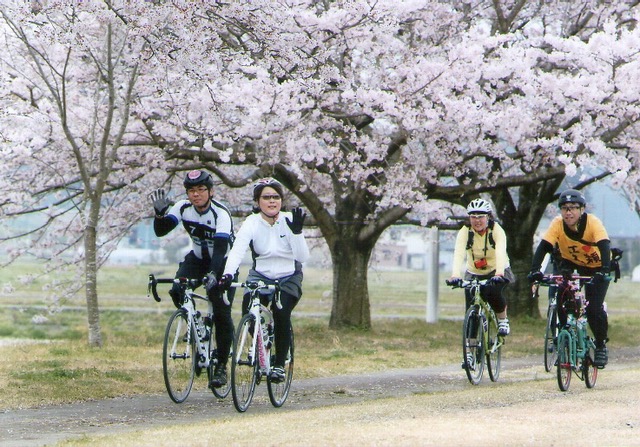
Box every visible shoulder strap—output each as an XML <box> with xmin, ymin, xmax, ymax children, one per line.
<box><xmin>465</xmin><ymin>220</ymin><xmax>496</xmax><ymax>250</ymax></box>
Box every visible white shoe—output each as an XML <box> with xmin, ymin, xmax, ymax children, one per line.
<box><xmin>498</xmin><ymin>318</ymin><xmax>510</xmax><ymax>336</ymax></box>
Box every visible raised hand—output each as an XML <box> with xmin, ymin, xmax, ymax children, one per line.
<box><xmin>149</xmin><ymin>188</ymin><xmax>173</xmax><ymax>216</ymax></box>
<box><xmin>285</xmin><ymin>207</ymin><xmax>306</xmax><ymax>234</ymax></box>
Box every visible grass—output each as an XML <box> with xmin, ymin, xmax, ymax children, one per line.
<box><xmin>0</xmin><ymin>262</ymin><xmax>639</xmax><ymax>411</ymax></box>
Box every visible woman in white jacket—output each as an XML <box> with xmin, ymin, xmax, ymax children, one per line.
<box><xmin>219</xmin><ymin>178</ymin><xmax>309</xmax><ymax>382</ymax></box>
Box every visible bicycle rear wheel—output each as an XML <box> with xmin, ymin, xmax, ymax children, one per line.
<box><xmin>462</xmin><ymin>306</ymin><xmax>485</xmax><ymax>385</ymax></box>
<box><xmin>268</xmin><ymin>326</ymin><xmax>294</xmax><ymax>407</ymax></box>
<box><xmin>556</xmin><ymin>331</ymin><xmax>572</xmax><ymax>391</ymax></box>
<box><xmin>231</xmin><ymin>314</ymin><xmax>259</xmax><ymax>412</ymax></box>
<box><xmin>207</xmin><ymin>330</ymin><xmax>232</xmax><ymax>399</ymax></box>
<box><xmin>544</xmin><ymin>304</ymin><xmax>559</xmax><ymax>373</ymax></box>
<box><xmin>486</xmin><ymin>317</ymin><xmax>501</xmax><ymax>382</ymax></box>
<box><xmin>163</xmin><ymin>309</ymin><xmax>196</xmax><ymax>403</ymax></box>
<box><xmin>584</xmin><ymin>342</ymin><xmax>598</xmax><ymax>389</ymax></box>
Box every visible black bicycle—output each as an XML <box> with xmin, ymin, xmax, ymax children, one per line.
<box><xmin>148</xmin><ymin>274</ymin><xmax>232</xmax><ymax>403</ymax></box>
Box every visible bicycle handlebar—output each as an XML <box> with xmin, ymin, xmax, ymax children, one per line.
<box><xmin>445</xmin><ymin>278</ymin><xmax>494</xmax><ymax>289</ymax></box>
<box><xmin>534</xmin><ymin>274</ymin><xmax>593</xmax><ymax>287</ymax></box>
<box><xmin>229</xmin><ymin>280</ymin><xmax>282</xmax><ymax>309</ymax></box>
<box><xmin>147</xmin><ymin>274</ymin><xmax>204</xmax><ymax>303</ymax></box>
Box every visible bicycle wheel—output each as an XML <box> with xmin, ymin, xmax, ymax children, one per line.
<box><xmin>163</xmin><ymin>309</ymin><xmax>196</xmax><ymax>403</ymax></box>
<box><xmin>462</xmin><ymin>306</ymin><xmax>485</xmax><ymax>385</ymax></box>
<box><xmin>486</xmin><ymin>317</ymin><xmax>501</xmax><ymax>382</ymax></box>
<box><xmin>268</xmin><ymin>326</ymin><xmax>294</xmax><ymax>407</ymax></box>
<box><xmin>583</xmin><ymin>343</ymin><xmax>598</xmax><ymax>389</ymax></box>
<box><xmin>556</xmin><ymin>331</ymin><xmax>572</xmax><ymax>391</ymax></box>
<box><xmin>231</xmin><ymin>314</ymin><xmax>259</xmax><ymax>412</ymax></box>
<box><xmin>207</xmin><ymin>329</ymin><xmax>232</xmax><ymax>399</ymax></box>
<box><xmin>544</xmin><ymin>304</ymin><xmax>559</xmax><ymax>373</ymax></box>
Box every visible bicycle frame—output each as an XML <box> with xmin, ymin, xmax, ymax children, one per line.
<box><xmin>448</xmin><ymin>277</ymin><xmax>504</xmax><ymax>385</ymax></box>
<box><xmin>230</xmin><ymin>280</ymin><xmax>294</xmax><ymax>412</ymax></box>
<box><xmin>536</xmin><ymin>274</ymin><xmax>598</xmax><ymax>391</ymax></box>
<box><xmin>467</xmin><ymin>279</ymin><xmax>504</xmax><ymax>358</ymax></box>
<box><xmin>148</xmin><ymin>274</ymin><xmax>231</xmax><ymax>403</ymax></box>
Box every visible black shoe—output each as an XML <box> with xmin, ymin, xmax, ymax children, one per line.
<box><xmin>210</xmin><ymin>364</ymin><xmax>227</xmax><ymax>388</ymax></box>
<box><xmin>269</xmin><ymin>366</ymin><xmax>285</xmax><ymax>383</ymax></box>
<box><xmin>593</xmin><ymin>347</ymin><xmax>608</xmax><ymax>368</ymax></box>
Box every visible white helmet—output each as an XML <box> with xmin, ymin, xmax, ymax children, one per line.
<box><xmin>467</xmin><ymin>199</ymin><xmax>492</xmax><ymax>215</ymax></box>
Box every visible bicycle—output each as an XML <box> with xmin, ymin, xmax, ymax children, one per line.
<box><xmin>148</xmin><ymin>274</ymin><xmax>232</xmax><ymax>403</ymax></box>
<box><xmin>532</xmin><ymin>279</ymin><xmax>559</xmax><ymax>372</ymax></box>
<box><xmin>229</xmin><ymin>280</ymin><xmax>293</xmax><ymax>412</ymax></box>
<box><xmin>446</xmin><ymin>276</ymin><xmax>505</xmax><ymax>385</ymax></box>
<box><xmin>534</xmin><ymin>274</ymin><xmax>598</xmax><ymax>392</ymax></box>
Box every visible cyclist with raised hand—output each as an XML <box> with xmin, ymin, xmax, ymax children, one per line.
<box><xmin>528</xmin><ymin>189</ymin><xmax>611</xmax><ymax>367</ymax></box>
<box><xmin>149</xmin><ymin>169</ymin><xmax>236</xmax><ymax>388</ymax></box>
<box><xmin>218</xmin><ymin>177</ymin><xmax>309</xmax><ymax>383</ymax></box>
<box><xmin>448</xmin><ymin>199</ymin><xmax>514</xmax><ymax>343</ymax></box>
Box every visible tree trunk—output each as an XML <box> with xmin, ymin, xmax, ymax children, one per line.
<box><xmin>84</xmin><ymin>221</ymin><xmax>103</xmax><ymax>348</ymax></box>
<box><xmin>493</xmin><ymin>179</ymin><xmax>564</xmax><ymax>318</ymax></box>
<box><xmin>329</xmin><ymin>242</ymin><xmax>374</xmax><ymax>329</ymax></box>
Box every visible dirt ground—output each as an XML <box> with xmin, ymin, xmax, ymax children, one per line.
<box><xmin>1</xmin><ymin>348</ymin><xmax>640</xmax><ymax>446</ymax></box>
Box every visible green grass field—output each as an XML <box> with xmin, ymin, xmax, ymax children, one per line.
<box><xmin>0</xmin><ymin>262</ymin><xmax>638</xmax><ymax>410</ymax></box>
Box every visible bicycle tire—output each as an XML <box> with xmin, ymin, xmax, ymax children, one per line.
<box><xmin>231</xmin><ymin>314</ymin><xmax>258</xmax><ymax>412</ymax></box>
<box><xmin>462</xmin><ymin>306</ymin><xmax>485</xmax><ymax>385</ymax></box>
<box><xmin>486</xmin><ymin>316</ymin><xmax>501</xmax><ymax>382</ymax></box>
<box><xmin>544</xmin><ymin>304</ymin><xmax>559</xmax><ymax>373</ymax></box>
<box><xmin>163</xmin><ymin>309</ymin><xmax>196</xmax><ymax>403</ymax></box>
<box><xmin>268</xmin><ymin>326</ymin><xmax>294</xmax><ymax>407</ymax></box>
<box><xmin>584</xmin><ymin>342</ymin><xmax>598</xmax><ymax>389</ymax></box>
<box><xmin>556</xmin><ymin>331</ymin><xmax>572</xmax><ymax>391</ymax></box>
<box><xmin>207</xmin><ymin>328</ymin><xmax>232</xmax><ymax>399</ymax></box>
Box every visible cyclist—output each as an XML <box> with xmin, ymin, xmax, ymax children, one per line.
<box><xmin>528</xmin><ymin>189</ymin><xmax>611</xmax><ymax>367</ymax></box>
<box><xmin>448</xmin><ymin>199</ymin><xmax>513</xmax><ymax>350</ymax></box>
<box><xmin>218</xmin><ymin>177</ymin><xmax>309</xmax><ymax>383</ymax></box>
<box><xmin>149</xmin><ymin>169</ymin><xmax>236</xmax><ymax>387</ymax></box>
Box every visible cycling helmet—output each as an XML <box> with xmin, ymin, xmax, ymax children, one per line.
<box><xmin>252</xmin><ymin>177</ymin><xmax>285</xmax><ymax>201</ymax></box>
<box><xmin>466</xmin><ymin>198</ymin><xmax>492</xmax><ymax>215</ymax></box>
<box><xmin>183</xmin><ymin>170</ymin><xmax>214</xmax><ymax>189</ymax></box>
<box><xmin>558</xmin><ymin>189</ymin><xmax>586</xmax><ymax>207</ymax></box>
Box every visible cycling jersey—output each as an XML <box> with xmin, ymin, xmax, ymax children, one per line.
<box><xmin>541</xmin><ymin>214</ymin><xmax>609</xmax><ymax>268</ymax></box>
<box><xmin>154</xmin><ymin>199</ymin><xmax>234</xmax><ymax>273</ymax></box>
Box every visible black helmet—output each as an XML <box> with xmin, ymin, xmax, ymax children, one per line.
<box><xmin>183</xmin><ymin>170</ymin><xmax>214</xmax><ymax>189</ymax></box>
<box><xmin>558</xmin><ymin>189</ymin><xmax>586</xmax><ymax>207</ymax></box>
<box><xmin>252</xmin><ymin>177</ymin><xmax>284</xmax><ymax>201</ymax></box>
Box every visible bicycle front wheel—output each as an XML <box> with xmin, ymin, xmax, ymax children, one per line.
<box><xmin>163</xmin><ymin>309</ymin><xmax>196</xmax><ymax>403</ymax></box>
<box><xmin>486</xmin><ymin>317</ymin><xmax>501</xmax><ymax>382</ymax></box>
<box><xmin>231</xmin><ymin>314</ymin><xmax>259</xmax><ymax>412</ymax></box>
<box><xmin>584</xmin><ymin>342</ymin><xmax>598</xmax><ymax>389</ymax></box>
<box><xmin>556</xmin><ymin>331</ymin><xmax>572</xmax><ymax>392</ymax></box>
<box><xmin>544</xmin><ymin>305</ymin><xmax>559</xmax><ymax>373</ymax></box>
<box><xmin>462</xmin><ymin>306</ymin><xmax>485</xmax><ymax>385</ymax></box>
<box><xmin>268</xmin><ymin>326</ymin><xmax>294</xmax><ymax>408</ymax></box>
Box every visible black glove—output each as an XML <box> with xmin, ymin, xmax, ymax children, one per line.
<box><xmin>591</xmin><ymin>271</ymin><xmax>610</xmax><ymax>284</ymax></box>
<box><xmin>149</xmin><ymin>188</ymin><xmax>173</xmax><ymax>216</ymax></box>
<box><xmin>445</xmin><ymin>278</ymin><xmax>462</xmax><ymax>287</ymax></box>
<box><xmin>217</xmin><ymin>274</ymin><xmax>233</xmax><ymax>291</ymax></box>
<box><xmin>204</xmin><ymin>272</ymin><xmax>218</xmax><ymax>293</ymax></box>
<box><xmin>527</xmin><ymin>271</ymin><xmax>544</xmax><ymax>283</ymax></box>
<box><xmin>286</xmin><ymin>207</ymin><xmax>306</xmax><ymax>234</ymax></box>
<box><xmin>489</xmin><ymin>276</ymin><xmax>507</xmax><ymax>285</ymax></box>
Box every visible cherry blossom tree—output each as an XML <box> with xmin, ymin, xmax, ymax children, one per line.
<box><xmin>2</xmin><ymin>1</ymin><xmax>640</xmax><ymax>337</ymax></box>
<box><xmin>0</xmin><ymin>1</ymin><xmax>170</xmax><ymax>346</ymax></box>
<box><xmin>142</xmin><ymin>1</ymin><xmax>640</xmax><ymax>325</ymax></box>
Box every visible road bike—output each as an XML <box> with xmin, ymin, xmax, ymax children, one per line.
<box><xmin>534</xmin><ymin>274</ymin><xmax>598</xmax><ymax>392</ymax></box>
<box><xmin>532</xmin><ymin>279</ymin><xmax>559</xmax><ymax>372</ymax></box>
<box><xmin>148</xmin><ymin>274</ymin><xmax>232</xmax><ymax>403</ymax></box>
<box><xmin>229</xmin><ymin>280</ymin><xmax>293</xmax><ymax>412</ymax></box>
<box><xmin>446</xmin><ymin>276</ymin><xmax>505</xmax><ymax>385</ymax></box>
